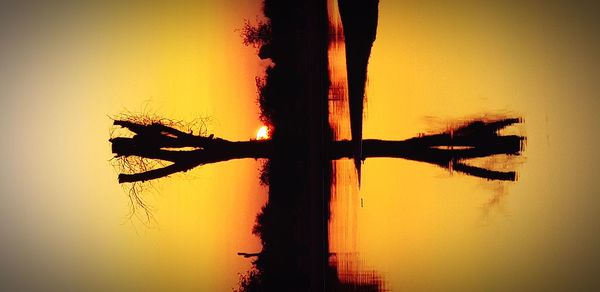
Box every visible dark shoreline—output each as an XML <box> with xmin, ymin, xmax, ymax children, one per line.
<box><xmin>239</xmin><ymin>0</ymin><xmax>384</xmax><ymax>291</ymax></box>
<box><xmin>244</xmin><ymin>0</ymin><xmax>333</xmax><ymax>291</ymax></box>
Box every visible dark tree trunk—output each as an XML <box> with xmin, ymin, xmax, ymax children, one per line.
<box><xmin>111</xmin><ymin>117</ymin><xmax>524</xmax><ymax>183</ymax></box>
<box><xmin>115</xmin><ymin>140</ymin><xmax>272</xmax><ymax>183</ymax></box>
<box><xmin>330</xmin><ymin>137</ymin><xmax>523</xmax><ymax>181</ymax></box>
<box><xmin>111</xmin><ymin>120</ymin><xmax>272</xmax><ymax>183</ymax></box>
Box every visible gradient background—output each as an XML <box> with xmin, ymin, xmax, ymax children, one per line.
<box><xmin>1</xmin><ymin>0</ymin><xmax>599</xmax><ymax>291</ymax></box>
<box><xmin>0</xmin><ymin>1</ymin><xmax>268</xmax><ymax>291</ymax></box>
<box><xmin>356</xmin><ymin>1</ymin><xmax>600</xmax><ymax>291</ymax></box>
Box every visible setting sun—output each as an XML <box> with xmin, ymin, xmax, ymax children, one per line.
<box><xmin>256</xmin><ymin>125</ymin><xmax>270</xmax><ymax>140</ymax></box>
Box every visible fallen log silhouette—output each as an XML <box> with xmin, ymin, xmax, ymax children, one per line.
<box><xmin>110</xmin><ymin>117</ymin><xmax>524</xmax><ymax>183</ymax></box>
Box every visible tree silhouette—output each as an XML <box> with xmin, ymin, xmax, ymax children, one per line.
<box><xmin>240</xmin><ymin>19</ymin><xmax>273</xmax><ymax>60</ymax></box>
<box><xmin>240</xmin><ymin>19</ymin><xmax>272</xmax><ymax>48</ymax></box>
<box><xmin>235</xmin><ymin>268</ymin><xmax>262</xmax><ymax>292</ymax></box>
<box><xmin>110</xmin><ymin>115</ymin><xmax>523</xmax><ymax>183</ymax></box>
<box><xmin>110</xmin><ymin>117</ymin><xmax>271</xmax><ymax>183</ymax></box>
<box><xmin>332</xmin><ymin>117</ymin><xmax>525</xmax><ymax>181</ymax></box>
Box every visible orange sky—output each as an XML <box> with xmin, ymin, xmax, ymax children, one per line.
<box><xmin>1</xmin><ymin>1</ymin><xmax>599</xmax><ymax>291</ymax></box>
<box><xmin>0</xmin><ymin>1</ymin><xmax>268</xmax><ymax>291</ymax></box>
<box><xmin>331</xmin><ymin>1</ymin><xmax>600</xmax><ymax>291</ymax></box>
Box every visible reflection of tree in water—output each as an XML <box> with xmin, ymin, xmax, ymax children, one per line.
<box><xmin>109</xmin><ymin>101</ymin><xmax>524</xmax><ymax>292</ymax></box>
<box><xmin>110</xmin><ymin>117</ymin><xmax>523</xmax><ymax>184</ymax></box>
<box><xmin>109</xmin><ymin>0</ymin><xmax>526</xmax><ymax>290</ymax></box>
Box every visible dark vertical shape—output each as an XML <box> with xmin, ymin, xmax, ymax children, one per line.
<box><xmin>304</xmin><ymin>0</ymin><xmax>330</xmax><ymax>290</ymax></box>
<box><xmin>337</xmin><ymin>0</ymin><xmax>379</xmax><ymax>181</ymax></box>
<box><xmin>252</xmin><ymin>0</ymin><xmax>332</xmax><ymax>291</ymax></box>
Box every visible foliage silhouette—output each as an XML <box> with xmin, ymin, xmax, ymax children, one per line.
<box><xmin>240</xmin><ymin>19</ymin><xmax>273</xmax><ymax>60</ymax></box>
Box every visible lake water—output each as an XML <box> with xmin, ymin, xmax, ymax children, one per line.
<box><xmin>327</xmin><ymin>0</ymin><xmax>386</xmax><ymax>290</ymax></box>
<box><xmin>326</xmin><ymin>1</ymin><xmax>600</xmax><ymax>291</ymax></box>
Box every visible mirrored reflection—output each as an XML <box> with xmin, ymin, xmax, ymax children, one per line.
<box><xmin>106</xmin><ymin>1</ymin><xmax>525</xmax><ymax>291</ymax></box>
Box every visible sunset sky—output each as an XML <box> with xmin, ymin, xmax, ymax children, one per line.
<box><xmin>1</xmin><ymin>1</ymin><xmax>599</xmax><ymax>291</ymax></box>
<box><xmin>0</xmin><ymin>1</ymin><xmax>267</xmax><ymax>291</ymax></box>
<box><xmin>356</xmin><ymin>1</ymin><xmax>600</xmax><ymax>291</ymax></box>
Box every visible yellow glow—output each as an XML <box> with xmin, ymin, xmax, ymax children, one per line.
<box><xmin>1</xmin><ymin>1</ymin><xmax>599</xmax><ymax>291</ymax></box>
<box><xmin>329</xmin><ymin>1</ymin><xmax>600</xmax><ymax>291</ymax></box>
<box><xmin>0</xmin><ymin>1</ymin><xmax>268</xmax><ymax>291</ymax></box>
<box><xmin>256</xmin><ymin>125</ymin><xmax>270</xmax><ymax>140</ymax></box>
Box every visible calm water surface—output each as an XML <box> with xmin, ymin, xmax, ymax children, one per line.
<box><xmin>327</xmin><ymin>0</ymin><xmax>386</xmax><ymax>289</ymax></box>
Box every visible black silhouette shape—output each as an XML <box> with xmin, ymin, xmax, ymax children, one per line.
<box><xmin>337</xmin><ymin>0</ymin><xmax>380</xmax><ymax>178</ymax></box>
<box><xmin>111</xmin><ymin>0</ymin><xmax>527</xmax><ymax>291</ymax></box>
<box><xmin>110</xmin><ymin>119</ymin><xmax>271</xmax><ymax>183</ymax></box>
<box><xmin>110</xmin><ymin>117</ymin><xmax>523</xmax><ymax>183</ymax></box>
